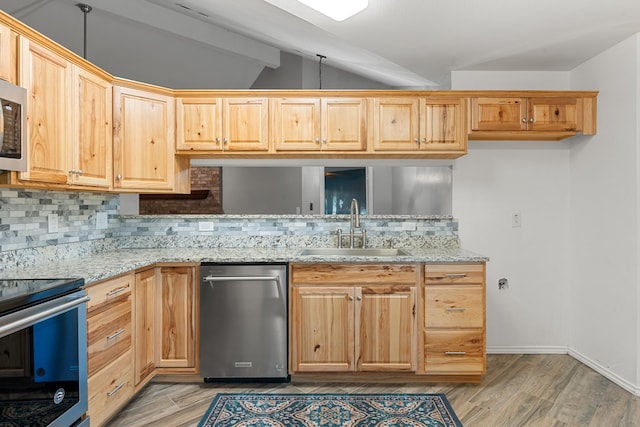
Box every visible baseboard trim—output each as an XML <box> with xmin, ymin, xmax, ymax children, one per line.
<box><xmin>486</xmin><ymin>345</ymin><xmax>640</xmax><ymax>396</ymax></box>
<box><xmin>487</xmin><ymin>345</ymin><xmax>568</xmax><ymax>354</ymax></box>
<box><xmin>568</xmin><ymin>349</ymin><xmax>640</xmax><ymax>396</ymax></box>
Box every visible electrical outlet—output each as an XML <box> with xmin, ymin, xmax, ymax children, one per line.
<box><xmin>48</xmin><ymin>214</ymin><xmax>58</xmax><ymax>233</ymax></box>
<box><xmin>512</xmin><ymin>212</ymin><xmax>521</xmax><ymax>228</ymax></box>
<box><xmin>498</xmin><ymin>278</ymin><xmax>509</xmax><ymax>290</ymax></box>
<box><xmin>96</xmin><ymin>212</ymin><xmax>108</xmax><ymax>230</ymax></box>
<box><xmin>199</xmin><ymin>221</ymin><xmax>214</xmax><ymax>232</ymax></box>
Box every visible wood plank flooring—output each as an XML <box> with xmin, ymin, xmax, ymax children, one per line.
<box><xmin>106</xmin><ymin>354</ymin><xmax>640</xmax><ymax>427</ymax></box>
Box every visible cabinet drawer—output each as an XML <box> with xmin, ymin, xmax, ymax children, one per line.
<box><xmin>425</xmin><ymin>286</ymin><xmax>484</xmax><ymax>328</ymax></box>
<box><xmin>292</xmin><ymin>263</ymin><xmax>417</xmax><ymax>284</ymax></box>
<box><xmin>424</xmin><ymin>264</ymin><xmax>484</xmax><ymax>285</ymax></box>
<box><xmin>87</xmin><ymin>298</ymin><xmax>131</xmax><ymax>376</ymax></box>
<box><xmin>86</xmin><ymin>273</ymin><xmax>132</xmax><ymax>313</ymax></box>
<box><xmin>424</xmin><ymin>330</ymin><xmax>485</xmax><ymax>374</ymax></box>
<box><xmin>88</xmin><ymin>349</ymin><xmax>133</xmax><ymax>427</ymax></box>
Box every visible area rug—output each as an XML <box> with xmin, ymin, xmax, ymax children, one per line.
<box><xmin>198</xmin><ymin>393</ymin><xmax>463</xmax><ymax>427</ymax></box>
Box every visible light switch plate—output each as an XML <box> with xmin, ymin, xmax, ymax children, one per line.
<box><xmin>48</xmin><ymin>214</ymin><xmax>58</xmax><ymax>233</ymax></box>
<box><xmin>96</xmin><ymin>212</ymin><xmax>108</xmax><ymax>230</ymax></box>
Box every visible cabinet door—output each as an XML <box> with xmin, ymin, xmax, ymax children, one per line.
<box><xmin>357</xmin><ymin>285</ymin><xmax>416</xmax><ymax>371</ymax></box>
<box><xmin>272</xmin><ymin>98</ymin><xmax>320</xmax><ymax>151</ymax></box>
<box><xmin>113</xmin><ymin>85</ymin><xmax>176</xmax><ymax>191</ymax></box>
<box><xmin>176</xmin><ymin>97</ymin><xmax>223</xmax><ymax>151</ymax></box>
<box><xmin>291</xmin><ymin>286</ymin><xmax>355</xmax><ymax>372</ymax></box>
<box><xmin>372</xmin><ymin>97</ymin><xmax>420</xmax><ymax>151</ymax></box>
<box><xmin>469</xmin><ymin>97</ymin><xmax>526</xmax><ymax>131</ymax></box>
<box><xmin>156</xmin><ymin>266</ymin><xmax>196</xmax><ymax>369</ymax></box>
<box><xmin>134</xmin><ymin>268</ymin><xmax>155</xmax><ymax>387</ymax></box>
<box><xmin>0</xmin><ymin>24</ymin><xmax>17</xmax><ymax>84</ymax></box>
<box><xmin>71</xmin><ymin>66</ymin><xmax>112</xmax><ymax>188</ymax></box>
<box><xmin>528</xmin><ymin>97</ymin><xmax>578</xmax><ymax>131</ymax></box>
<box><xmin>322</xmin><ymin>98</ymin><xmax>366</xmax><ymax>151</ymax></box>
<box><xmin>224</xmin><ymin>98</ymin><xmax>269</xmax><ymax>151</ymax></box>
<box><xmin>19</xmin><ymin>38</ymin><xmax>71</xmax><ymax>184</ymax></box>
<box><xmin>420</xmin><ymin>97</ymin><xmax>466</xmax><ymax>152</ymax></box>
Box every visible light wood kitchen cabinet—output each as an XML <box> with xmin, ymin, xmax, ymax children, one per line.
<box><xmin>133</xmin><ymin>268</ymin><xmax>156</xmax><ymax>389</ymax></box>
<box><xmin>290</xmin><ymin>264</ymin><xmax>417</xmax><ymax>374</ymax></box>
<box><xmin>155</xmin><ymin>265</ymin><xmax>197</xmax><ymax>371</ymax></box>
<box><xmin>113</xmin><ymin>84</ymin><xmax>190</xmax><ymax>193</ymax></box>
<box><xmin>272</xmin><ymin>97</ymin><xmax>366</xmax><ymax>152</ymax></box>
<box><xmin>85</xmin><ymin>273</ymin><xmax>134</xmax><ymax>427</ymax></box>
<box><xmin>177</xmin><ymin>97</ymin><xmax>269</xmax><ymax>152</ymax></box>
<box><xmin>9</xmin><ymin>38</ymin><xmax>112</xmax><ymax>190</ymax></box>
<box><xmin>17</xmin><ymin>37</ymin><xmax>72</xmax><ymax>185</ymax></box>
<box><xmin>69</xmin><ymin>65</ymin><xmax>112</xmax><ymax>189</ymax></box>
<box><xmin>372</xmin><ymin>97</ymin><xmax>466</xmax><ymax>156</ymax></box>
<box><xmin>423</xmin><ymin>263</ymin><xmax>486</xmax><ymax>376</ymax></box>
<box><xmin>0</xmin><ymin>23</ymin><xmax>17</xmax><ymax>84</ymax></box>
<box><xmin>469</xmin><ymin>95</ymin><xmax>596</xmax><ymax>140</ymax></box>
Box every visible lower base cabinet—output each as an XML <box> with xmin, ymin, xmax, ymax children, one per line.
<box><xmin>290</xmin><ymin>264</ymin><xmax>418</xmax><ymax>374</ymax></box>
<box><xmin>86</xmin><ymin>264</ymin><xmax>197</xmax><ymax>426</ymax></box>
<box><xmin>85</xmin><ymin>273</ymin><xmax>134</xmax><ymax>427</ymax></box>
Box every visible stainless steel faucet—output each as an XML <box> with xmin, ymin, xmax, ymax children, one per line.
<box><xmin>337</xmin><ymin>198</ymin><xmax>365</xmax><ymax>248</ymax></box>
<box><xmin>350</xmin><ymin>198</ymin><xmax>360</xmax><ymax>230</ymax></box>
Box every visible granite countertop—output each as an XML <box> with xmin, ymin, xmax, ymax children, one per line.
<box><xmin>0</xmin><ymin>246</ymin><xmax>488</xmax><ymax>299</ymax></box>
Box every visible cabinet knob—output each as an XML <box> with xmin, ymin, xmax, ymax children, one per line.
<box><xmin>116</xmin><ymin>174</ymin><xmax>122</xmax><ymax>180</ymax></box>
<box><xmin>223</xmin><ymin>138</ymin><xmax>228</xmax><ymax>144</ymax></box>
<box><xmin>529</xmin><ymin>117</ymin><xmax>535</xmax><ymax>123</ymax></box>
<box><xmin>322</xmin><ymin>138</ymin><xmax>327</xmax><ymax>144</ymax></box>
<box><xmin>356</xmin><ymin>295</ymin><xmax>362</xmax><ymax>301</ymax></box>
<box><xmin>422</xmin><ymin>137</ymin><xmax>426</xmax><ymax>143</ymax></box>
<box><xmin>413</xmin><ymin>138</ymin><xmax>419</xmax><ymax>143</ymax></box>
<box><xmin>69</xmin><ymin>169</ymin><xmax>76</xmax><ymax>175</ymax></box>
<box><xmin>77</xmin><ymin>170</ymin><xmax>83</xmax><ymax>175</ymax></box>
<box><xmin>349</xmin><ymin>295</ymin><xmax>354</xmax><ymax>301</ymax></box>
<box><xmin>215</xmin><ymin>137</ymin><xmax>220</xmax><ymax>143</ymax></box>
<box><xmin>521</xmin><ymin>118</ymin><xmax>528</xmax><ymax>123</ymax></box>
<box><xmin>315</xmin><ymin>138</ymin><xmax>320</xmax><ymax>144</ymax></box>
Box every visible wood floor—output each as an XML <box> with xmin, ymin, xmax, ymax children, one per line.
<box><xmin>107</xmin><ymin>354</ymin><xmax>640</xmax><ymax>427</ymax></box>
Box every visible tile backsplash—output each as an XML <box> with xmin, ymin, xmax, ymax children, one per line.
<box><xmin>0</xmin><ymin>189</ymin><xmax>459</xmax><ymax>271</ymax></box>
<box><xmin>0</xmin><ymin>189</ymin><xmax>120</xmax><ymax>252</ymax></box>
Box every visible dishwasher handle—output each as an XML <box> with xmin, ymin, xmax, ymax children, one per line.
<box><xmin>203</xmin><ymin>276</ymin><xmax>280</xmax><ymax>283</ymax></box>
<box><xmin>202</xmin><ymin>275</ymin><xmax>283</xmax><ymax>300</ymax></box>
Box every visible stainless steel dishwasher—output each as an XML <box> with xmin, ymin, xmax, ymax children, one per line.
<box><xmin>200</xmin><ymin>263</ymin><xmax>289</xmax><ymax>381</ymax></box>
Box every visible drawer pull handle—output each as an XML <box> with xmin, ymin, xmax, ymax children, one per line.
<box><xmin>106</xmin><ymin>287</ymin><xmax>127</xmax><ymax>298</ymax></box>
<box><xmin>445</xmin><ymin>351</ymin><xmax>467</xmax><ymax>355</ymax></box>
<box><xmin>107</xmin><ymin>382</ymin><xmax>125</xmax><ymax>397</ymax></box>
<box><xmin>445</xmin><ymin>274</ymin><xmax>467</xmax><ymax>278</ymax></box>
<box><xmin>106</xmin><ymin>329</ymin><xmax>126</xmax><ymax>341</ymax></box>
<box><xmin>445</xmin><ymin>307</ymin><xmax>466</xmax><ymax>312</ymax></box>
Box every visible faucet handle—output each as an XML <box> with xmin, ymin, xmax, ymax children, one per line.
<box><xmin>337</xmin><ymin>228</ymin><xmax>343</xmax><ymax>248</ymax></box>
<box><xmin>362</xmin><ymin>228</ymin><xmax>366</xmax><ymax>248</ymax></box>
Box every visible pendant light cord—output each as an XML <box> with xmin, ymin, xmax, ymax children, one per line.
<box><xmin>317</xmin><ymin>54</ymin><xmax>326</xmax><ymax>89</ymax></box>
<box><xmin>77</xmin><ymin>4</ymin><xmax>92</xmax><ymax>59</ymax></box>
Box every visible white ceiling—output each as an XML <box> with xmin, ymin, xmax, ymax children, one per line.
<box><xmin>5</xmin><ymin>0</ymin><xmax>640</xmax><ymax>88</ymax></box>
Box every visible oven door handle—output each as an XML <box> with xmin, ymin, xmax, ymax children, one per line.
<box><xmin>0</xmin><ymin>292</ymin><xmax>90</xmax><ymax>338</ymax></box>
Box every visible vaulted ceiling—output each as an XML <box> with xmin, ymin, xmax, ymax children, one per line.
<box><xmin>3</xmin><ymin>0</ymin><xmax>640</xmax><ymax>88</ymax></box>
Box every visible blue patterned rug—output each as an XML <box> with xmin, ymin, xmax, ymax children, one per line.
<box><xmin>197</xmin><ymin>393</ymin><xmax>463</xmax><ymax>427</ymax></box>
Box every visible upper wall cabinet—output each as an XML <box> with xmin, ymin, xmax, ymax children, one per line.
<box><xmin>468</xmin><ymin>94</ymin><xmax>597</xmax><ymax>140</ymax></box>
<box><xmin>70</xmin><ymin>65</ymin><xmax>112</xmax><ymax>189</ymax></box>
<box><xmin>17</xmin><ymin>38</ymin><xmax>72</xmax><ymax>185</ymax></box>
<box><xmin>372</xmin><ymin>97</ymin><xmax>467</xmax><ymax>157</ymax></box>
<box><xmin>113</xmin><ymin>84</ymin><xmax>189</xmax><ymax>193</ymax></box>
<box><xmin>272</xmin><ymin>97</ymin><xmax>366</xmax><ymax>152</ymax></box>
<box><xmin>0</xmin><ymin>23</ymin><xmax>17</xmax><ymax>84</ymax></box>
<box><xmin>176</xmin><ymin>97</ymin><xmax>268</xmax><ymax>152</ymax></box>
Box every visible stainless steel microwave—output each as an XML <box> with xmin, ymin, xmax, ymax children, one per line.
<box><xmin>0</xmin><ymin>78</ymin><xmax>27</xmax><ymax>172</ymax></box>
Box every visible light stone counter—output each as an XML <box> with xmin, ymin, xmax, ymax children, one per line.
<box><xmin>0</xmin><ymin>246</ymin><xmax>488</xmax><ymax>300</ymax></box>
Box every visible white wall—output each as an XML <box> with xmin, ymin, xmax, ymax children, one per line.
<box><xmin>452</xmin><ymin>71</ymin><xmax>572</xmax><ymax>352</ymax></box>
<box><xmin>569</xmin><ymin>35</ymin><xmax>640</xmax><ymax>390</ymax></box>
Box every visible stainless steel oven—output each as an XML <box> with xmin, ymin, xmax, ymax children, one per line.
<box><xmin>0</xmin><ymin>278</ymin><xmax>89</xmax><ymax>426</ymax></box>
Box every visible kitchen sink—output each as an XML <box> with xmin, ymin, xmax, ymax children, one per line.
<box><xmin>299</xmin><ymin>248</ymin><xmax>410</xmax><ymax>256</ymax></box>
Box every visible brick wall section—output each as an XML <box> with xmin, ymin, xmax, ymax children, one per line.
<box><xmin>139</xmin><ymin>167</ymin><xmax>223</xmax><ymax>214</ymax></box>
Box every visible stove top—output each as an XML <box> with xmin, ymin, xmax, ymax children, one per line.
<box><xmin>0</xmin><ymin>278</ymin><xmax>85</xmax><ymax>316</ymax></box>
